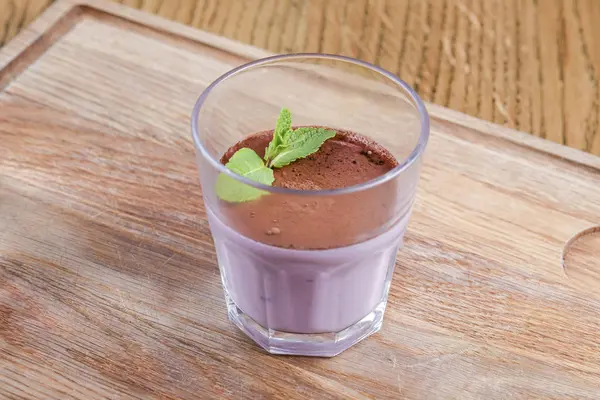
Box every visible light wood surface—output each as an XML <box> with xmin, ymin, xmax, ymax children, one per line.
<box><xmin>1</xmin><ymin>0</ymin><xmax>600</xmax><ymax>156</ymax></box>
<box><xmin>1</xmin><ymin>0</ymin><xmax>600</xmax><ymax>399</ymax></box>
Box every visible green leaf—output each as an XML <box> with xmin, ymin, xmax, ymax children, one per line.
<box><xmin>216</xmin><ymin>148</ymin><xmax>275</xmax><ymax>203</ymax></box>
<box><xmin>269</xmin><ymin>127</ymin><xmax>336</xmax><ymax>168</ymax></box>
<box><xmin>264</xmin><ymin>108</ymin><xmax>292</xmax><ymax>164</ymax></box>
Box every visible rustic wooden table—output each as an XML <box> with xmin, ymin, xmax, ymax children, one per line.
<box><xmin>1</xmin><ymin>0</ymin><xmax>599</xmax><ymax>155</ymax></box>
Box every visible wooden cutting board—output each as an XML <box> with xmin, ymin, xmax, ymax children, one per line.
<box><xmin>1</xmin><ymin>1</ymin><xmax>599</xmax><ymax>399</ymax></box>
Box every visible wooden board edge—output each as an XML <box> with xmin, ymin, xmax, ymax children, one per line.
<box><xmin>0</xmin><ymin>0</ymin><xmax>80</xmax><ymax>81</ymax></box>
<box><xmin>78</xmin><ymin>0</ymin><xmax>274</xmax><ymax>61</ymax></box>
<box><xmin>428</xmin><ymin>103</ymin><xmax>600</xmax><ymax>170</ymax></box>
<box><xmin>1</xmin><ymin>0</ymin><xmax>599</xmax><ymax>172</ymax></box>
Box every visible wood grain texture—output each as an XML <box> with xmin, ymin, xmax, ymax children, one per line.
<box><xmin>1</xmin><ymin>0</ymin><xmax>600</xmax><ymax>399</ymax></box>
<box><xmin>0</xmin><ymin>0</ymin><xmax>600</xmax><ymax>155</ymax></box>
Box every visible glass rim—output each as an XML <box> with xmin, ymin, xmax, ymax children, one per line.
<box><xmin>191</xmin><ymin>53</ymin><xmax>430</xmax><ymax>196</ymax></box>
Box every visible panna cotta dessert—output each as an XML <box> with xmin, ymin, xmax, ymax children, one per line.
<box><xmin>192</xmin><ymin>54</ymin><xmax>429</xmax><ymax>357</ymax></box>
<box><xmin>205</xmin><ymin>109</ymin><xmax>410</xmax><ymax>356</ymax></box>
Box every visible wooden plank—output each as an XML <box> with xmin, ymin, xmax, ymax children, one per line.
<box><xmin>0</xmin><ymin>0</ymin><xmax>599</xmax><ymax>398</ymax></box>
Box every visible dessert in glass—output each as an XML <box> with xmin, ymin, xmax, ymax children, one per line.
<box><xmin>191</xmin><ymin>54</ymin><xmax>429</xmax><ymax>356</ymax></box>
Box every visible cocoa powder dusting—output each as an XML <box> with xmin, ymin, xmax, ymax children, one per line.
<box><xmin>218</xmin><ymin>129</ymin><xmax>399</xmax><ymax>250</ymax></box>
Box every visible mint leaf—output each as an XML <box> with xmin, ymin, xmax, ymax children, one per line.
<box><xmin>216</xmin><ymin>148</ymin><xmax>274</xmax><ymax>203</ymax></box>
<box><xmin>269</xmin><ymin>127</ymin><xmax>336</xmax><ymax>168</ymax></box>
<box><xmin>264</xmin><ymin>108</ymin><xmax>292</xmax><ymax>164</ymax></box>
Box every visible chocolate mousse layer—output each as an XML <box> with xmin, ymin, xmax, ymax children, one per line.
<box><xmin>218</xmin><ymin>129</ymin><xmax>400</xmax><ymax>250</ymax></box>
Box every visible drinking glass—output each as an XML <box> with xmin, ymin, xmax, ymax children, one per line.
<box><xmin>191</xmin><ymin>54</ymin><xmax>429</xmax><ymax>356</ymax></box>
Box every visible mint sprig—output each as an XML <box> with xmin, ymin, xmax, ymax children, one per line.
<box><xmin>216</xmin><ymin>108</ymin><xmax>335</xmax><ymax>202</ymax></box>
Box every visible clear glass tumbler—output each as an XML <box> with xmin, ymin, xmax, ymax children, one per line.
<box><xmin>191</xmin><ymin>54</ymin><xmax>429</xmax><ymax>356</ymax></box>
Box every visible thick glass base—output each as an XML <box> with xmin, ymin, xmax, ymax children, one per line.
<box><xmin>225</xmin><ymin>291</ymin><xmax>388</xmax><ymax>357</ymax></box>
